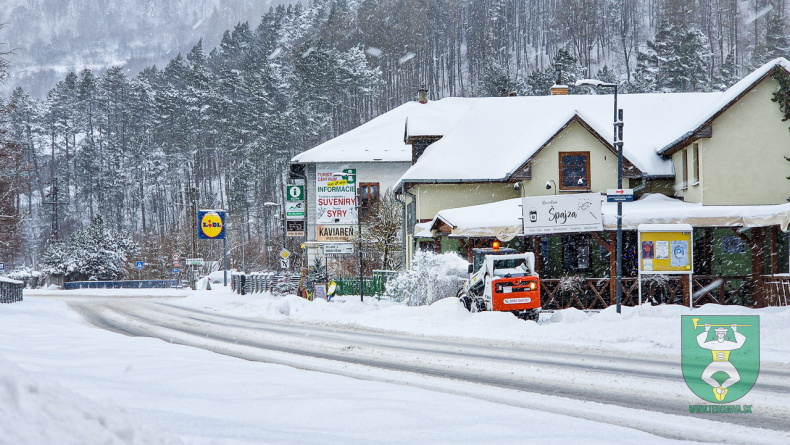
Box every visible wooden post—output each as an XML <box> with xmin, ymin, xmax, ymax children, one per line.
<box><xmin>771</xmin><ymin>226</ymin><xmax>778</xmax><ymax>275</ymax></box>
<box><xmin>733</xmin><ymin>228</ymin><xmax>766</xmax><ymax>307</ymax></box>
<box><xmin>533</xmin><ymin>236</ymin><xmax>542</xmax><ymax>276</ymax></box>
<box><xmin>592</xmin><ymin>231</ymin><xmax>616</xmax><ymax>305</ymax></box>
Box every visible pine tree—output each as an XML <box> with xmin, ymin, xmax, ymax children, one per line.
<box><xmin>750</xmin><ymin>14</ymin><xmax>790</xmax><ymax>69</ymax></box>
<box><xmin>40</xmin><ymin>214</ymin><xmax>139</xmax><ymax>281</ymax></box>
<box><xmin>634</xmin><ymin>20</ymin><xmax>711</xmax><ymax>92</ymax></box>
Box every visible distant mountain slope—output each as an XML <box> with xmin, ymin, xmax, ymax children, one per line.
<box><xmin>0</xmin><ymin>0</ymin><xmax>294</xmax><ymax>97</ymax></box>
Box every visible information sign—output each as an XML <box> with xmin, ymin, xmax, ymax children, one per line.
<box><xmin>286</xmin><ymin>185</ymin><xmax>306</xmax><ymax>220</ymax></box>
<box><xmin>323</xmin><ymin>243</ymin><xmax>354</xmax><ymax>255</ymax></box>
<box><xmin>136</xmin><ymin>261</ymin><xmax>144</xmax><ymax>270</ymax></box>
<box><xmin>522</xmin><ymin>193</ymin><xmax>603</xmax><ymax>235</ymax></box>
<box><xmin>172</xmin><ymin>268</ymin><xmax>180</xmax><ymax>274</ymax></box>
<box><xmin>638</xmin><ymin>225</ymin><xmax>693</xmax><ymax>274</ymax></box>
<box><xmin>286</xmin><ymin>220</ymin><xmax>306</xmax><ymax>237</ymax></box>
<box><xmin>606</xmin><ymin>189</ymin><xmax>634</xmax><ymax>202</ymax></box>
<box><xmin>316</xmin><ymin>225</ymin><xmax>356</xmax><ymax>242</ymax></box>
<box><xmin>316</xmin><ymin>168</ymin><xmax>357</xmax><ymax>225</ymax></box>
<box><xmin>637</xmin><ymin>224</ymin><xmax>694</xmax><ymax>307</ymax></box>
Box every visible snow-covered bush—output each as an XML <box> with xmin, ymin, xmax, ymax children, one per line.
<box><xmin>6</xmin><ymin>267</ymin><xmax>45</xmax><ymax>288</ymax></box>
<box><xmin>386</xmin><ymin>251</ymin><xmax>468</xmax><ymax>306</ymax></box>
<box><xmin>40</xmin><ymin>215</ymin><xmax>140</xmax><ymax>282</ymax></box>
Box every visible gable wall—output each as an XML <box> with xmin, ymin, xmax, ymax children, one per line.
<box><xmin>415</xmin><ymin>183</ymin><xmax>519</xmax><ymax>221</ymax></box>
<box><xmin>521</xmin><ymin>120</ymin><xmax>628</xmax><ymax>197</ymax></box>
<box><xmin>674</xmin><ymin>77</ymin><xmax>790</xmax><ymax>205</ymax></box>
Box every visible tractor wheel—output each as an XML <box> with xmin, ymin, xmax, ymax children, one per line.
<box><xmin>471</xmin><ymin>298</ymin><xmax>486</xmax><ymax>313</ymax></box>
<box><xmin>459</xmin><ymin>295</ymin><xmax>473</xmax><ymax>311</ymax></box>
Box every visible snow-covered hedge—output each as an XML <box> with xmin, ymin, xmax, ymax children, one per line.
<box><xmin>6</xmin><ymin>267</ymin><xmax>46</xmax><ymax>289</ymax></box>
<box><xmin>386</xmin><ymin>251</ymin><xmax>468</xmax><ymax>306</ymax></box>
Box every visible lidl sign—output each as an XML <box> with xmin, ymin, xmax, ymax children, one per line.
<box><xmin>198</xmin><ymin>210</ymin><xmax>226</xmax><ymax>240</ymax></box>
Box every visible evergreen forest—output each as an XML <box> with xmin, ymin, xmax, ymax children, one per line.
<box><xmin>1</xmin><ymin>0</ymin><xmax>789</xmax><ymax>276</ymax></box>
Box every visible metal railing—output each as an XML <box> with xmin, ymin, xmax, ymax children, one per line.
<box><xmin>63</xmin><ymin>280</ymin><xmax>179</xmax><ymax>290</ymax></box>
<box><xmin>0</xmin><ymin>279</ymin><xmax>24</xmax><ymax>303</ymax></box>
<box><xmin>335</xmin><ymin>270</ymin><xmax>399</xmax><ymax>297</ymax></box>
<box><xmin>231</xmin><ymin>273</ymin><xmax>300</xmax><ymax>295</ymax></box>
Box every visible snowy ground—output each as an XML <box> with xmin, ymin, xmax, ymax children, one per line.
<box><xmin>1</xmin><ymin>285</ymin><xmax>789</xmax><ymax>444</ymax></box>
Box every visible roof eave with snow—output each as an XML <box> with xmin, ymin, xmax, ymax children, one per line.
<box><xmin>657</xmin><ymin>57</ymin><xmax>790</xmax><ymax>156</ymax></box>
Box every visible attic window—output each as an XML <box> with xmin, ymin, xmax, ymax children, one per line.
<box><xmin>559</xmin><ymin>152</ymin><xmax>590</xmax><ymax>191</ymax></box>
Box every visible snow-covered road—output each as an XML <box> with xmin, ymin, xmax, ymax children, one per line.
<box><xmin>59</xmin><ymin>292</ymin><xmax>790</xmax><ymax>444</ymax></box>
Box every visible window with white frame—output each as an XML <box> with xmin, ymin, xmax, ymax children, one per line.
<box><xmin>692</xmin><ymin>143</ymin><xmax>700</xmax><ymax>186</ymax></box>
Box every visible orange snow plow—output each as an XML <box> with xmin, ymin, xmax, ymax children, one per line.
<box><xmin>459</xmin><ymin>246</ymin><xmax>542</xmax><ymax>321</ymax></box>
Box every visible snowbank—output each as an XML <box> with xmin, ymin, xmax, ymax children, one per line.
<box><xmin>0</xmin><ymin>355</ymin><xmax>180</xmax><ymax>445</ymax></box>
<box><xmin>171</xmin><ymin>287</ymin><xmax>790</xmax><ymax>364</ymax></box>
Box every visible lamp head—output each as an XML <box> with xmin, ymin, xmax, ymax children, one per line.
<box><xmin>546</xmin><ymin>181</ymin><xmax>552</xmax><ymax>190</ymax></box>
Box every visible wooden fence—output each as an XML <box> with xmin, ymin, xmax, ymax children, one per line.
<box><xmin>539</xmin><ymin>275</ymin><xmax>786</xmax><ymax>310</ymax></box>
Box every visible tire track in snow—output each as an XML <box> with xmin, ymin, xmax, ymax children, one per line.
<box><xmin>68</xmin><ymin>298</ymin><xmax>790</xmax><ymax>443</ymax></box>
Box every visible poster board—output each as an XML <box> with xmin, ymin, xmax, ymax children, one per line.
<box><xmin>638</xmin><ymin>224</ymin><xmax>693</xmax><ymax>274</ymax></box>
<box><xmin>637</xmin><ymin>223</ymin><xmax>694</xmax><ymax>308</ymax></box>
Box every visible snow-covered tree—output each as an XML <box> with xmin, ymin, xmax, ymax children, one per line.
<box><xmin>41</xmin><ymin>215</ymin><xmax>140</xmax><ymax>281</ymax></box>
<box><xmin>386</xmin><ymin>251</ymin><xmax>467</xmax><ymax>306</ymax></box>
<box><xmin>750</xmin><ymin>14</ymin><xmax>790</xmax><ymax>69</ymax></box>
<box><xmin>361</xmin><ymin>189</ymin><xmax>403</xmax><ymax>271</ymax></box>
<box><xmin>633</xmin><ymin>21</ymin><xmax>711</xmax><ymax>92</ymax></box>
<box><xmin>477</xmin><ymin>60</ymin><xmax>527</xmax><ymax>97</ymax></box>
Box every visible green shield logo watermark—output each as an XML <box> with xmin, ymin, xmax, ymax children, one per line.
<box><xmin>682</xmin><ymin>315</ymin><xmax>759</xmax><ymax>403</ymax></box>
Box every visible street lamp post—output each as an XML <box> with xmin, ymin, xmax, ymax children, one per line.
<box><xmin>264</xmin><ymin>201</ymin><xmax>286</xmax><ymax>253</ymax></box>
<box><xmin>576</xmin><ymin>79</ymin><xmax>624</xmax><ymax>314</ymax></box>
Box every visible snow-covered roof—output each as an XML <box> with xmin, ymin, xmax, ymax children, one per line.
<box><xmin>290</xmin><ymin>99</ymin><xmax>473</xmax><ymax>163</ymax></box>
<box><xmin>292</xmin><ymin>59</ymin><xmax>790</xmax><ymax>185</ymax></box>
<box><xmin>397</xmin><ymin>58</ymin><xmax>790</xmax><ymax>188</ymax></box>
<box><xmin>426</xmin><ymin>194</ymin><xmax>790</xmax><ymax>238</ymax></box>
<box><xmin>396</xmin><ymin>92</ymin><xmax>719</xmax><ymax>188</ymax></box>
<box><xmin>658</xmin><ymin>57</ymin><xmax>790</xmax><ymax>155</ymax></box>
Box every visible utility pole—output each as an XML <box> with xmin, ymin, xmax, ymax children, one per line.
<box><xmin>191</xmin><ymin>187</ymin><xmax>198</xmax><ymax>258</ymax></box>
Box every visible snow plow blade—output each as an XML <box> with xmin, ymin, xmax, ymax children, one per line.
<box><xmin>490</xmin><ymin>276</ymin><xmax>540</xmax><ymax>312</ymax></box>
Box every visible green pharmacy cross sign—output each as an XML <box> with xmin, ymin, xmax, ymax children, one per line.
<box><xmin>682</xmin><ymin>315</ymin><xmax>760</xmax><ymax>403</ymax></box>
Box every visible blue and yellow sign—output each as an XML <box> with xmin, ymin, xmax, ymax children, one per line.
<box><xmin>198</xmin><ymin>210</ymin><xmax>225</xmax><ymax>240</ymax></box>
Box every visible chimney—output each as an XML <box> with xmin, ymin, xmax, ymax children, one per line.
<box><xmin>417</xmin><ymin>85</ymin><xmax>429</xmax><ymax>104</ymax></box>
<box><xmin>550</xmin><ymin>70</ymin><xmax>568</xmax><ymax>96</ymax></box>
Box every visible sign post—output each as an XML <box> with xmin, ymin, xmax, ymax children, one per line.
<box><xmin>638</xmin><ymin>224</ymin><xmax>694</xmax><ymax>308</ymax></box>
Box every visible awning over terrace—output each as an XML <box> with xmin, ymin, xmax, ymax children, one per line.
<box><xmin>422</xmin><ymin>194</ymin><xmax>790</xmax><ymax>239</ymax></box>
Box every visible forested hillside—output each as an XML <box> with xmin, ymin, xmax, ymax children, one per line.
<box><xmin>1</xmin><ymin>0</ymin><xmax>788</xmax><ymax>273</ymax></box>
